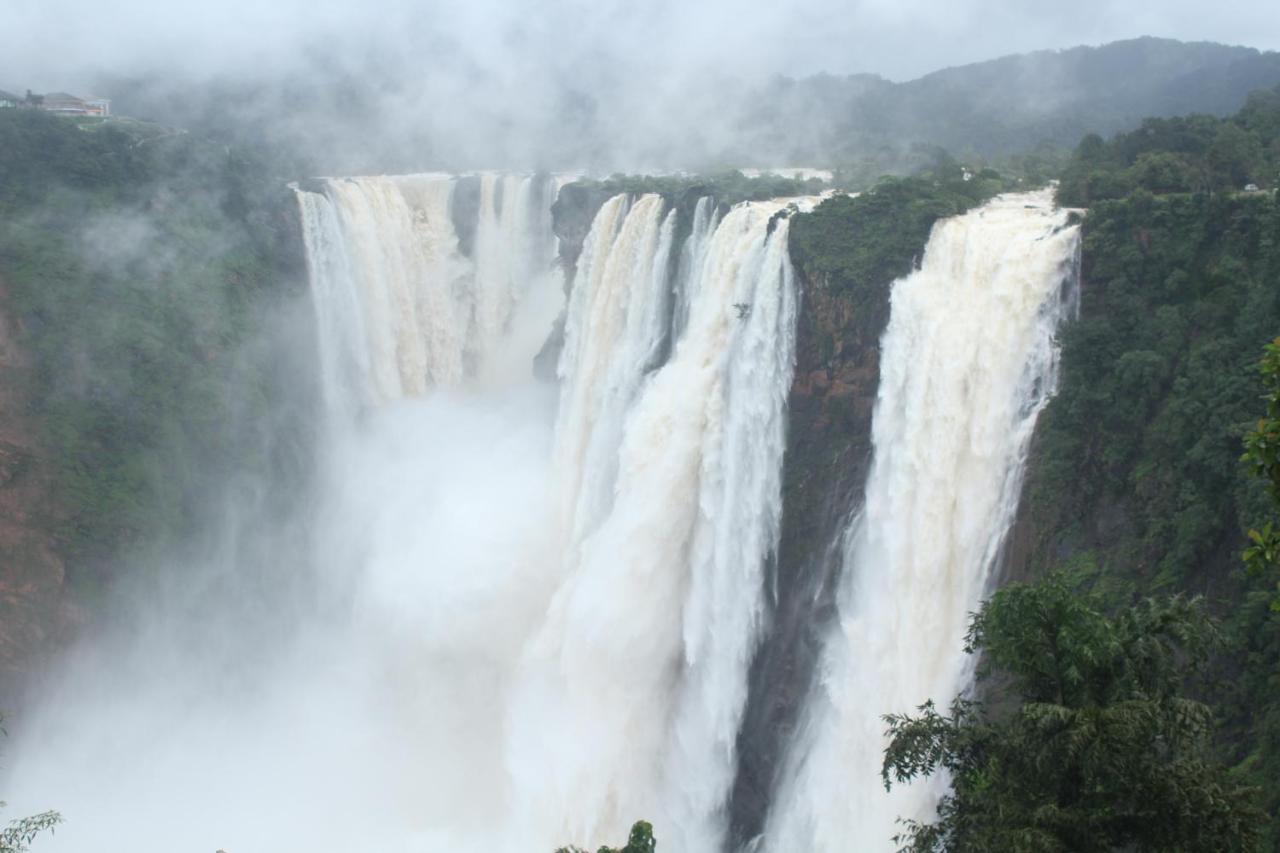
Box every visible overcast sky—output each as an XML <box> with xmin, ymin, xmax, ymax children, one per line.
<box><xmin>4</xmin><ymin>0</ymin><xmax>1279</xmax><ymax>89</ymax></box>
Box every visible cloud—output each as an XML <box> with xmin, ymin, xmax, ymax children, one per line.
<box><xmin>2</xmin><ymin>0</ymin><xmax>1277</xmax><ymax>173</ymax></box>
<box><xmin>5</xmin><ymin>0</ymin><xmax>1278</xmax><ymax>88</ymax></box>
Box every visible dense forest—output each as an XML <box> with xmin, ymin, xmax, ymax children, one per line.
<box><xmin>0</xmin><ymin>110</ymin><xmax>311</xmax><ymax>670</ymax></box>
<box><xmin>1003</xmin><ymin>87</ymin><xmax>1280</xmax><ymax>846</ymax></box>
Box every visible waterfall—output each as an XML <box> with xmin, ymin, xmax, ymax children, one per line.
<box><xmin>5</xmin><ymin>171</ymin><xmax>1080</xmax><ymax>853</ymax></box>
<box><xmin>293</xmin><ymin>178</ymin><xmax>815</xmax><ymax>851</ymax></box>
<box><xmin>507</xmin><ymin>193</ymin><xmax>809</xmax><ymax>851</ymax></box>
<box><xmin>295</xmin><ymin>172</ymin><xmax>565</xmax><ymax>410</ymax></box>
<box><xmin>762</xmin><ymin>189</ymin><xmax>1081</xmax><ymax>852</ymax></box>
<box><xmin>552</xmin><ymin>193</ymin><xmax>677</xmax><ymax>552</ymax></box>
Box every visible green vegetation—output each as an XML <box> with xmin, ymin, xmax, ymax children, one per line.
<box><xmin>883</xmin><ymin>575</ymin><xmax>1261</xmax><ymax>852</ymax></box>
<box><xmin>1017</xmin><ymin>88</ymin><xmax>1280</xmax><ymax>844</ymax></box>
<box><xmin>779</xmin><ymin>160</ymin><xmax>1013</xmax><ymax>504</ymax></box>
<box><xmin>0</xmin><ymin>810</ymin><xmax>59</xmax><ymax>853</ymax></box>
<box><xmin>1242</xmin><ymin>337</ymin><xmax>1280</xmax><ymax>607</ymax></box>
<box><xmin>1059</xmin><ymin>84</ymin><xmax>1280</xmax><ymax>204</ymax></box>
<box><xmin>0</xmin><ymin>718</ymin><xmax>59</xmax><ymax>853</ymax></box>
<box><xmin>742</xmin><ymin>38</ymin><xmax>1280</xmax><ymax>168</ymax></box>
<box><xmin>1027</xmin><ymin>189</ymin><xmax>1280</xmax><ymax>591</ymax></box>
<box><xmin>556</xmin><ymin>820</ymin><xmax>656</xmax><ymax>853</ymax></box>
<box><xmin>0</xmin><ymin>109</ymin><xmax>307</xmax><ymax>590</ymax></box>
<box><xmin>791</xmin><ymin>163</ymin><xmax>1010</xmax><ymax>295</ymax></box>
<box><xmin>569</xmin><ymin>171</ymin><xmax>825</xmax><ymax>208</ymax></box>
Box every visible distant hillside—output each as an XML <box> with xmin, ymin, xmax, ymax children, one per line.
<box><xmin>95</xmin><ymin>37</ymin><xmax>1280</xmax><ymax>174</ymax></box>
<box><xmin>730</xmin><ymin>37</ymin><xmax>1280</xmax><ymax>165</ymax></box>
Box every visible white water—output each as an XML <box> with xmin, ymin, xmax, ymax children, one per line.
<box><xmin>5</xmin><ymin>176</ymin><xmax>1080</xmax><ymax>853</ymax></box>
<box><xmin>763</xmin><ymin>189</ymin><xmax>1081</xmax><ymax>852</ymax></box>
<box><xmin>511</xmin><ymin>195</ymin><xmax>804</xmax><ymax>851</ymax></box>
<box><xmin>5</xmin><ymin>178</ymin><xmax>811</xmax><ymax>853</ymax></box>
<box><xmin>295</xmin><ymin>173</ymin><xmax>565</xmax><ymax>410</ymax></box>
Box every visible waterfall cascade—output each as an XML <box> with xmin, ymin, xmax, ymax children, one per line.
<box><xmin>295</xmin><ymin>178</ymin><xmax>814</xmax><ymax>851</ymax></box>
<box><xmin>763</xmin><ymin>188</ymin><xmax>1081</xmax><ymax>852</ymax></box>
<box><xmin>5</xmin><ymin>176</ymin><xmax>1082</xmax><ymax>853</ymax></box>
<box><xmin>295</xmin><ymin>173</ymin><xmax>567</xmax><ymax>411</ymax></box>
<box><xmin>509</xmin><ymin>192</ymin><xmax>804</xmax><ymax>851</ymax></box>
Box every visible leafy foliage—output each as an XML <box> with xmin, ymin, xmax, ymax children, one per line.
<box><xmin>1058</xmin><ymin>84</ymin><xmax>1280</xmax><ymax>205</ymax></box>
<box><xmin>555</xmin><ymin>820</ymin><xmax>657</xmax><ymax>853</ymax></box>
<box><xmin>1242</xmin><ymin>338</ymin><xmax>1280</xmax><ymax>607</ymax></box>
<box><xmin>0</xmin><ymin>717</ymin><xmax>60</xmax><ymax>853</ymax></box>
<box><xmin>0</xmin><ymin>811</ymin><xmax>60</xmax><ymax>853</ymax></box>
<box><xmin>1020</xmin><ymin>89</ymin><xmax>1280</xmax><ymax>841</ymax></box>
<box><xmin>882</xmin><ymin>576</ymin><xmax>1261</xmax><ymax>852</ymax></box>
<box><xmin>790</xmin><ymin>162</ymin><xmax>1010</xmax><ymax>294</ymax></box>
<box><xmin>1028</xmin><ymin>187</ymin><xmax>1280</xmax><ymax>592</ymax></box>
<box><xmin>572</xmin><ymin>171</ymin><xmax>825</xmax><ymax>208</ymax></box>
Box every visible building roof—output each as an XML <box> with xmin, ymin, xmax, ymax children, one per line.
<box><xmin>44</xmin><ymin>92</ymin><xmax>84</xmax><ymax>103</ymax></box>
<box><xmin>0</xmin><ymin>90</ymin><xmax>20</xmax><ymax>101</ymax></box>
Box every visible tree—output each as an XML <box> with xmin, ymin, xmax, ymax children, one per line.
<box><xmin>881</xmin><ymin>575</ymin><xmax>1262</xmax><ymax>852</ymax></box>
<box><xmin>0</xmin><ymin>717</ymin><xmax>59</xmax><ymax>853</ymax></box>
<box><xmin>555</xmin><ymin>820</ymin><xmax>656</xmax><ymax>853</ymax></box>
<box><xmin>0</xmin><ymin>812</ymin><xmax>61</xmax><ymax>853</ymax></box>
<box><xmin>1208</xmin><ymin>123</ymin><xmax>1264</xmax><ymax>189</ymax></box>
<box><xmin>1242</xmin><ymin>337</ymin><xmax>1280</xmax><ymax>610</ymax></box>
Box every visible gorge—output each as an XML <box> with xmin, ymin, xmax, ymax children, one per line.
<box><xmin>0</xmin><ymin>168</ymin><xmax>1088</xmax><ymax>852</ymax></box>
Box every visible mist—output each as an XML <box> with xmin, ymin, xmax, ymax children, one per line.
<box><xmin>6</xmin><ymin>383</ymin><xmax>562</xmax><ymax>851</ymax></box>
<box><xmin>6</xmin><ymin>0</ymin><xmax>1280</xmax><ymax>172</ymax></box>
<box><xmin>2</xmin><ymin>2</ymin><xmax>1278</xmax><ymax>852</ymax></box>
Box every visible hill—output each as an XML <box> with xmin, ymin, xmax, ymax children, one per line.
<box><xmin>92</xmin><ymin>38</ymin><xmax>1280</xmax><ymax>176</ymax></box>
<box><xmin>732</xmin><ymin>37</ymin><xmax>1280</xmax><ymax>167</ymax></box>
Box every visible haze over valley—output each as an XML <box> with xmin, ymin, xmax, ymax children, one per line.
<box><xmin>1</xmin><ymin>2</ymin><xmax>1279</xmax><ymax>852</ymax></box>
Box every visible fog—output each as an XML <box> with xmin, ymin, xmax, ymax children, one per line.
<box><xmin>7</xmin><ymin>0</ymin><xmax>1280</xmax><ymax>83</ymax></box>
<box><xmin>0</xmin><ymin>166</ymin><xmax>813</xmax><ymax>851</ymax></box>
<box><xmin>5</xmin><ymin>0</ymin><xmax>1279</xmax><ymax>172</ymax></box>
<box><xmin>1</xmin><ymin>2</ymin><xmax>1277</xmax><ymax>851</ymax></box>
<box><xmin>7</xmin><ymin>385</ymin><xmax>563</xmax><ymax>851</ymax></box>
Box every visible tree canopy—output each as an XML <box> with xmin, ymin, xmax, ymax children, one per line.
<box><xmin>1242</xmin><ymin>337</ymin><xmax>1280</xmax><ymax>608</ymax></box>
<box><xmin>882</xmin><ymin>576</ymin><xmax>1262</xmax><ymax>852</ymax></box>
<box><xmin>1058</xmin><ymin>84</ymin><xmax>1280</xmax><ymax>205</ymax></box>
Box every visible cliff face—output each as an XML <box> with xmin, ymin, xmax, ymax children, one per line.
<box><xmin>0</xmin><ymin>283</ymin><xmax>71</xmax><ymax>696</ymax></box>
<box><xmin>725</xmin><ymin>180</ymin><xmax>1001</xmax><ymax>846</ymax></box>
<box><xmin>542</xmin><ymin>179</ymin><xmax>1012</xmax><ymax>847</ymax></box>
<box><xmin>1004</xmin><ymin>193</ymin><xmax>1280</xmax><ymax>592</ymax></box>
<box><xmin>551</xmin><ymin>183</ymin><xmax>618</xmax><ymax>275</ymax></box>
<box><xmin>726</xmin><ymin>262</ymin><xmax>893</xmax><ymax>847</ymax></box>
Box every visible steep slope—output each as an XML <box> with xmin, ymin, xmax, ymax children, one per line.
<box><xmin>0</xmin><ymin>110</ymin><xmax>310</xmax><ymax>698</ymax></box>
<box><xmin>1006</xmin><ymin>94</ymin><xmax>1280</xmax><ymax>843</ymax></box>
<box><xmin>0</xmin><ymin>280</ymin><xmax>66</xmax><ymax>693</ymax></box>
<box><xmin>727</xmin><ymin>171</ymin><xmax>1008</xmax><ymax>847</ymax></box>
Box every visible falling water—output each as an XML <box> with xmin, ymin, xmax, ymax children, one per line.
<box><xmin>284</xmin><ymin>181</ymin><xmax>815</xmax><ymax>851</ymax></box>
<box><xmin>763</xmin><ymin>189</ymin><xmax>1081</xmax><ymax>853</ymax></box>
<box><xmin>5</xmin><ymin>174</ymin><xmax>1078</xmax><ymax>853</ymax></box>
<box><xmin>507</xmin><ymin>193</ymin><xmax>811</xmax><ymax>851</ymax></box>
<box><xmin>295</xmin><ymin>173</ymin><xmax>565</xmax><ymax>410</ymax></box>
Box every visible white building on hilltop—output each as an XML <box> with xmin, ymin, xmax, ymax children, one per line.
<box><xmin>38</xmin><ymin>92</ymin><xmax>111</xmax><ymax>117</ymax></box>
